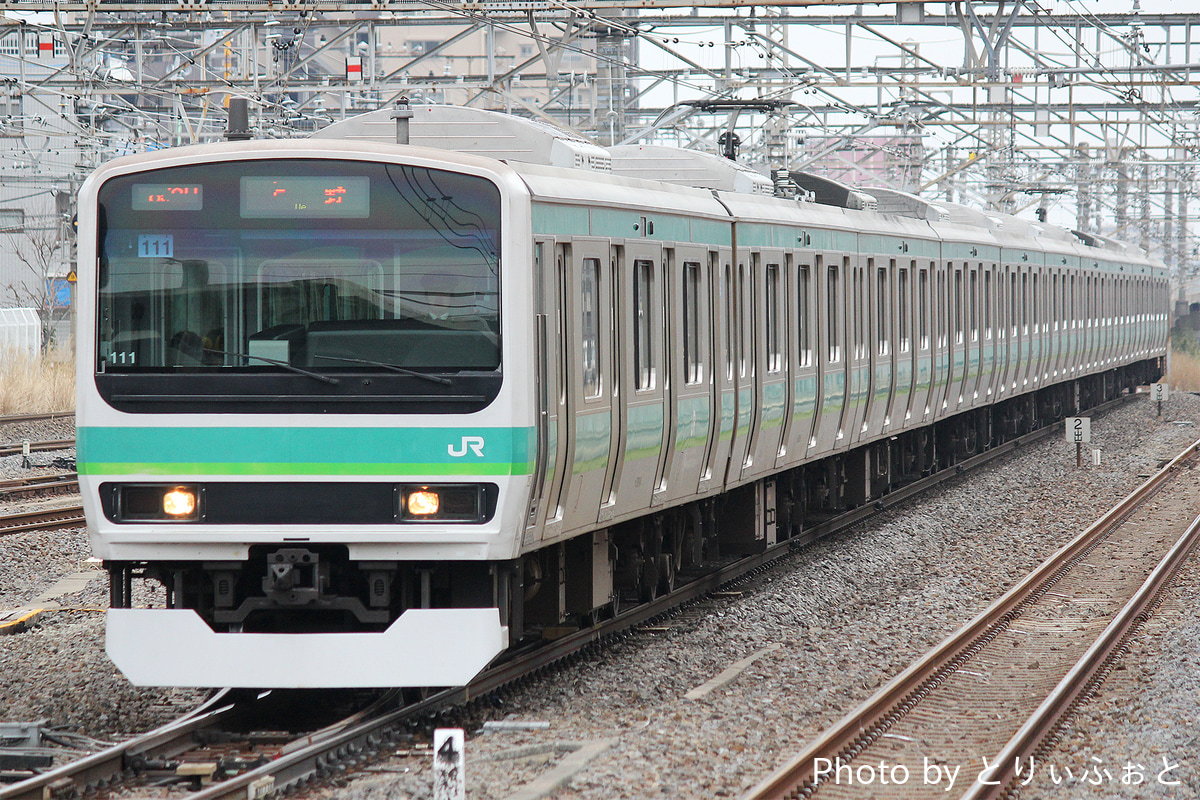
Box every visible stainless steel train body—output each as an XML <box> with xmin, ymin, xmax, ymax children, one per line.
<box><xmin>78</xmin><ymin>109</ymin><xmax>1167</xmax><ymax>688</ymax></box>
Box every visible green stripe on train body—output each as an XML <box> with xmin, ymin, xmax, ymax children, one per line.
<box><xmin>77</xmin><ymin>426</ymin><xmax>536</xmax><ymax>477</ymax></box>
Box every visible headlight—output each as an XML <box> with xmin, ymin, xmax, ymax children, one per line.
<box><xmin>114</xmin><ymin>484</ymin><xmax>202</xmax><ymax>522</ymax></box>
<box><xmin>406</xmin><ymin>489</ymin><xmax>440</xmax><ymax>516</ymax></box>
<box><xmin>162</xmin><ymin>487</ymin><xmax>198</xmax><ymax>517</ymax></box>
<box><xmin>398</xmin><ymin>484</ymin><xmax>486</xmax><ymax>522</ymax></box>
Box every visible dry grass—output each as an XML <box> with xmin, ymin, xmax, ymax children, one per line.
<box><xmin>0</xmin><ymin>347</ymin><xmax>74</xmax><ymax>414</ymax></box>
<box><xmin>1167</xmin><ymin>346</ymin><xmax>1200</xmax><ymax>393</ymax></box>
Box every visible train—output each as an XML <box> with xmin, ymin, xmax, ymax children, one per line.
<box><xmin>76</xmin><ymin>104</ymin><xmax>1167</xmax><ymax>688</ymax></box>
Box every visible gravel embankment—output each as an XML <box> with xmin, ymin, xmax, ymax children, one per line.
<box><xmin>308</xmin><ymin>393</ymin><xmax>1200</xmax><ymax>800</ymax></box>
<box><xmin>0</xmin><ymin>415</ymin><xmax>205</xmax><ymax>738</ymax></box>
<box><xmin>2</xmin><ymin>396</ymin><xmax>1199</xmax><ymax>799</ymax></box>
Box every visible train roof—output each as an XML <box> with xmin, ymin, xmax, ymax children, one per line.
<box><xmin>608</xmin><ymin>144</ymin><xmax>774</xmax><ymax>195</ymax></box>
<box><xmin>306</xmin><ymin>106</ymin><xmax>1157</xmax><ymax>268</ymax></box>
<box><xmin>312</xmin><ymin>103</ymin><xmax>614</xmax><ymax>172</ymax></box>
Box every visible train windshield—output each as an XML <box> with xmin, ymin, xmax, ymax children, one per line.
<box><xmin>94</xmin><ymin>158</ymin><xmax>502</xmax><ymax>413</ymax></box>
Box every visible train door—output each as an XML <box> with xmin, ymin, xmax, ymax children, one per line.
<box><xmin>1018</xmin><ymin>267</ymin><xmax>1033</xmax><ymax>389</ymax></box>
<box><xmin>854</xmin><ymin>256</ymin><xmax>874</xmax><ymax>444</ymax></box>
<box><xmin>1066</xmin><ymin>271</ymin><xmax>1079</xmax><ymax>379</ymax></box>
<box><xmin>910</xmin><ymin>262</ymin><xmax>933</xmax><ymax>422</ymax></box>
<box><xmin>962</xmin><ymin>264</ymin><xmax>981</xmax><ymax>406</ymax></box>
<box><xmin>1109</xmin><ymin>274</ymin><xmax>1119</xmax><ymax>367</ymax></box>
<box><xmin>945</xmin><ymin>263</ymin><xmax>966</xmax><ymax>415</ymax></box>
<box><xmin>1089</xmin><ymin>271</ymin><xmax>1099</xmax><ymax>367</ymax></box>
<box><xmin>744</xmin><ymin>253</ymin><xmax>788</xmax><ymax>479</ymax></box>
<box><xmin>931</xmin><ymin>262</ymin><xmax>949</xmax><ymax>418</ymax></box>
<box><xmin>978</xmin><ymin>264</ymin><xmax>996</xmax><ymax>402</ymax></box>
<box><xmin>1115</xmin><ymin>274</ymin><xmax>1127</xmax><ymax>366</ymax></box>
<box><xmin>810</xmin><ymin>255</ymin><xmax>849</xmax><ymax>457</ymax></box>
<box><xmin>887</xmin><ymin>260</ymin><xmax>913</xmax><ymax>432</ymax></box>
<box><xmin>726</xmin><ymin>257</ymin><xmax>756</xmax><ymax>485</ymax></box>
<box><xmin>1001</xmin><ymin>266</ymin><xmax>1016</xmax><ymax>395</ymax></box>
<box><xmin>700</xmin><ymin>252</ymin><xmax>735</xmax><ymax>496</ymax></box>
<box><xmin>1102</xmin><ymin>271</ymin><xmax>1115</xmax><ymax>368</ymax></box>
<box><xmin>602</xmin><ymin>241</ymin><xmax>666</xmax><ymax>520</ymax></box>
<box><xmin>780</xmin><ymin>254</ymin><xmax>818</xmax><ymax>468</ymax></box>
<box><xmin>1032</xmin><ymin>267</ymin><xmax>1047</xmax><ymax>385</ymax></box>
<box><xmin>1051</xmin><ymin>271</ymin><xmax>1060</xmax><ymax>381</ymax></box>
<box><xmin>657</xmin><ymin>248</ymin><xmax>712</xmax><ymax>506</ymax></box>
<box><xmin>843</xmin><ymin>256</ymin><xmax>869</xmax><ymax>445</ymax></box>
<box><xmin>551</xmin><ymin>240</ymin><xmax>615</xmax><ymax>535</ymax></box>
<box><xmin>525</xmin><ymin>239</ymin><xmax>563</xmax><ymax>546</ymax></box>
<box><xmin>868</xmin><ymin>258</ymin><xmax>895</xmax><ymax>438</ymax></box>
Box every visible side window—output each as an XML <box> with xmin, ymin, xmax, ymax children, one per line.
<box><xmin>766</xmin><ymin>262</ymin><xmax>782</xmax><ymax>372</ymax></box>
<box><xmin>738</xmin><ymin>263</ymin><xmax>749</xmax><ymax>378</ymax></box>
<box><xmin>918</xmin><ymin>267</ymin><xmax>929</xmax><ymax>350</ymax></box>
<box><xmin>953</xmin><ymin>267</ymin><xmax>964</xmax><ymax>345</ymax></box>
<box><xmin>984</xmin><ymin>268</ymin><xmax>993</xmax><ymax>340</ymax></box>
<box><xmin>898</xmin><ymin>264</ymin><xmax>910</xmax><ymax>354</ymax></box>
<box><xmin>683</xmin><ymin>262</ymin><xmax>701</xmax><ymax>385</ymax></box>
<box><xmin>969</xmin><ymin>267</ymin><xmax>979</xmax><ymax>343</ymax></box>
<box><xmin>1052</xmin><ymin>272</ymin><xmax>1059</xmax><ymax>331</ymax></box>
<box><xmin>633</xmin><ymin>259</ymin><xmax>654</xmax><ymax>390</ymax></box>
<box><xmin>798</xmin><ymin>263</ymin><xmax>812</xmax><ymax>367</ymax></box>
<box><xmin>827</xmin><ymin>260</ymin><xmax>841</xmax><ymax>362</ymax></box>
<box><xmin>1071</xmin><ymin>274</ymin><xmax>1078</xmax><ymax>329</ymax></box>
<box><xmin>855</xmin><ymin>262</ymin><xmax>866</xmax><ymax>359</ymax></box>
<box><xmin>724</xmin><ymin>263</ymin><xmax>735</xmax><ymax>380</ymax></box>
<box><xmin>1089</xmin><ymin>275</ymin><xmax>1096</xmax><ymax>328</ymax></box>
<box><xmin>581</xmin><ymin>257</ymin><xmax>601</xmax><ymax>399</ymax></box>
<box><xmin>1032</xmin><ymin>273</ymin><xmax>1041</xmax><ymax>333</ymax></box>
<box><xmin>937</xmin><ymin>269</ymin><xmax>947</xmax><ymax>348</ymax></box>
<box><xmin>1020</xmin><ymin>270</ymin><xmax>1026</xmax><ymax>335</ymax></box>
<box><xmin>1010</xmin><ymin>272</ymin><xmax>1018</xmax><ymax>337</ymax></box>
<box><xmin>877</xmin><ymin>263</ymin><xmax>890</xmax><ymax>356</ymax></box>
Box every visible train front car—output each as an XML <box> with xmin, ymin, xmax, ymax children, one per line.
<box><xmin>76</xmin><ymin>140</ymin><xmax>534</xmax><ymax>688</ymax></box>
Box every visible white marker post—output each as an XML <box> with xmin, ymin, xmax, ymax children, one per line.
<box><xmin>1152</xmin><ymin>382</ymin><xmax>1169</xmax><ymax>418</ymax></box>
<box><xmin>433</xmin><ymin>728</ymin><xmax>465</xmax><ymax>800</ymax></box>
<box><xmin>1065</xmin><ymin>417</ymin><xmax>1090</xmax><ymax>468</ymax></box>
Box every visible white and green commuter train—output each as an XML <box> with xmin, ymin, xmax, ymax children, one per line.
<box><xmin>77</xmin><ymin>105</ymin><xmax>1167</xmax><ymax>688</ymax></box>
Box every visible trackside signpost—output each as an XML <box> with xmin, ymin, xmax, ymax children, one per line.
<box><xmin>1066</xmin><ymin>417</ymin><xmax>1090</xmax><ymax>468</ymax></box>
<box><xmin>433</xmin><ymin>728</ymin><xmax>465</xmax><ymax>800</ymax></box>
<box><xmin>1152</xmin><ymin>382</ymin><xmax>1168</xmax><ymax>418</ymax></box>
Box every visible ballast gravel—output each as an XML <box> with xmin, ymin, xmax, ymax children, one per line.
<box><xmin>3</xmin><ymin>396</ymin><xmax>1200</xmax><ymax>799</ymax></box>
<box><xmin>0</xmin><ymin>415</ymin><xmax>205</xmax><ymax>739</ymax></box>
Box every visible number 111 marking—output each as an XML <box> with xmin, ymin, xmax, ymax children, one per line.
<box><xmin>138</xmin><ymin>234</ymin><xmax>173</xmax><ymax>258</ymax></box>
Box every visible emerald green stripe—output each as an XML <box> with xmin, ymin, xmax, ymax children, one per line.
<box><xmin>78</xmin><ymin>425</ymin><xmax>535</xmax><ymax>477</ymax></box>
<box><xmin>78</xmin><ymin>461</ymin><xmax>531</xmax><ymax>477</ymax></box>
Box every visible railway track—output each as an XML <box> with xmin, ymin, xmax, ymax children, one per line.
<box><xmin>743</xmin><ymin>434</ymin><xmax>1200</xmax><ymax>800</ymax></box>
<box><xmin>0</xmin><ymin>688</ymin><xmax>402</xmax><ymax>800</ymax></box>
<box><xmin>0</xmin><ymin>411</ymin><xmax>73</xmax><ymax>426</ymax></box>
<box><xmin>0</xmin><ymin>504</ymin><xmax>86</xmax><ymax>534</ymax></box>
<box><xmin>0</xmin><ymin>439</ymin><xmax>75</xmax><ymax>458</ymax></box>
<box><xmin>0</xmin><ymin>396</ymin><xmax>1146</xmax><ymax>800</ymax></box>
<box><xmin>0</xmin><ymin>472</ymin><xmax>79</xmax><ymax>500</ymax></box>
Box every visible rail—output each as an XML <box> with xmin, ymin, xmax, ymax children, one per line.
<box><xmin>0</xmin><ymin>505</ymin><xmax>86</xmax><ymax>535</ymax></box>
<box><xmin>742</xmin><ymin>434</ymin><xmax>1200</xmax><ymax>800</ymax></box>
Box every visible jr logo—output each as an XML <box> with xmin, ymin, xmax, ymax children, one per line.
<box><xmin>448</xmin><ymin>436</ymin><xmax>486</xmax><ymax>458</ymax></box>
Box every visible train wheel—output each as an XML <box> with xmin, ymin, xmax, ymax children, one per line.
<box><xmin>656</xmin><ymin>553</ymin><xmax>676</xmax><ymax>596</ymax></box>
<box><xmin>402</xmin><ymin>686</ymin><xmax>431</xmax><ymax>705</ymax></box>
<box><xmin>639</xmin><ymin>555</ymin><xmax>660</xmax><ymax>602</ymax></box>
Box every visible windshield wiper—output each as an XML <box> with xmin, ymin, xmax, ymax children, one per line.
<box><xmin>309</xmin><ymin>353</ymin><xmax>453</xmax><ymax>386</ymax></box>
<box><xmin>203</xmin><ymin>348</ymin><xmax>340</xmax><ymax>386</ymax></box>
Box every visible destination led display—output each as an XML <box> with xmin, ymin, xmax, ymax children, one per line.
<box><xmin>131</xmin><ymin>183</ymin><xmax>203</xmax><ymax>211</ymax></box>
<box><xmin>240</xmin><ymin>176</ymin><xmax>370</xmax><ymax>218</ymax></box>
